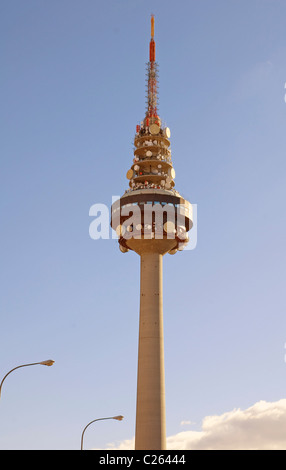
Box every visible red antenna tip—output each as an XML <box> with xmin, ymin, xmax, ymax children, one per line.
<box><xmin>151</xmin><ymin>15</ymin><xmax>155</xmax><ymax>39</ymax></box>
<box><xmin>149</xmin><ymin>15</ymin><xmax>155</xmax><ymax>62</ymax></box>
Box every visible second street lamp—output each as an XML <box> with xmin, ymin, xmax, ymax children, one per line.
<box><xmin>81</xmin><ymin>415</ymin><xmax>124</xmax><ymax>450</ymax></box>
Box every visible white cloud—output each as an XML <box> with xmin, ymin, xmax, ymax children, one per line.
<box><xmin>106</xmin><ymin>438</ymin><xmax>135</xmax><ymax>451</ymax></box>
<box><xmin>105</xmin><ymin>399</ymin><xmax>286</xmax><ymax>450</ymax></box>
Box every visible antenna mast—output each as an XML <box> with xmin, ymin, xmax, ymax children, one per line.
<box><xmin>145</xmin><ymin>15</ymin><xmax>159</xmax><ymax>126</ymax></box>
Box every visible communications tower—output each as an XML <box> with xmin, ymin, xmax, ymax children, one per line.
<box><xmin>111</xmin><ymin>16</ymin><xmax>193</xmax><ymax>450</ymax></box>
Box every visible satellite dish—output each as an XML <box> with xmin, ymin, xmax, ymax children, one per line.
<box><xmin>150</xmin><ymin>123</ymin><xmax>160</xmax><ymax>135</ymax></box>
<box><xmin>119</xmin><ymin>245</ymin><xmax>129</xmax><ymax>253</ymax></box>
<box><xmin>164</xmin><ymin>221</ymin><xmax>175</xmax><ymax>233</ymax></box>
<box><xmin>116</xmin><ymin>225</ymin><xmax>126</xmax><ymax>237</ymax></box>
<box><xmin>164</xmin><ymin>127</ymin><xmax>171</xmax><ymax>138</ymax></box>
<box><xmin>146</xmin><ymin>150</ymin><xmax>152</xmax><ymax>157</ymax></box>
<box><xmin>158</xmin><ymin>164</ymin><xmax>162</xmax><ymax>168</ymax></box>
<box><xmin>171</xmin><ymin>168</ymin><xmax>176</xmax><ymax>179</ymax></box>
<box><xmin>126</xmin><ymin>169</ymin><xmax>133</xmax><ymax>180</ymax></box>
<box><xmin>134</xmin><ymin>165</ymin><xmax>140</xmax><ymax>171</ymax></box>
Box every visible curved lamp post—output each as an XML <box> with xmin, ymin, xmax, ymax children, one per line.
<box><xmin>0</xmin><ymin>360</ymin><xmax>55</xmax><ymax>399</ymax></box>
<box><xmin>81</xmin><ymin>415</ymin><xmax>124</xmax><ymax>450</ymax></box>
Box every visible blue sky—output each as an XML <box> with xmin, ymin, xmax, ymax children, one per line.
<box><xmin>1</xmin><ymin>0</ymin><xmax>286</xmax><ymax>450</ymax></box>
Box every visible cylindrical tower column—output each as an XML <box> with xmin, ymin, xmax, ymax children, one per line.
<box><xmin>135</xmin><ymin>251</ymin><xmax>166</xmax><ymax>450</ymax></box>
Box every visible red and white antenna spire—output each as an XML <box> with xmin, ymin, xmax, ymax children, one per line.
<box><xmin>145</xmin><ymin>15</ymin><xmax>159</xmax><ymax>126</ymax></box>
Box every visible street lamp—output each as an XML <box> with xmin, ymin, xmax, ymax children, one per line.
<box><xmin>0</xmin><ymin>360</ymin><xmax>55</xmax><ymax>399</ymax></box>
<box><xmin>81</xmin><ymin>415</ymin><xmax>124</xmax><ymax>450</ymax></box>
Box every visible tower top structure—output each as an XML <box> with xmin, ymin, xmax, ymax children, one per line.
<box><xmin>111</xmin><ymin>15</ymin><xmax>192</xmax><ymax>255</ymax></box>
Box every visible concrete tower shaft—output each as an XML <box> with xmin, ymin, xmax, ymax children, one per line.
<box><xmin>135</xmin><ymin>251</ymin><xmax>166</xmax><ymax>450</ymax></box>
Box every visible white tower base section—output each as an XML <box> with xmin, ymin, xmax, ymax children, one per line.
<box><xmin>135</xmin><ymin>251</ymin><xmax>166</xmax><ymax>450</ymax></box>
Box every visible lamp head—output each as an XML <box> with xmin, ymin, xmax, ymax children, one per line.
<box><xmin>40</xmin><ymin>360</ymin><xmax>55</xmax><ymax>367</ymax></box>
